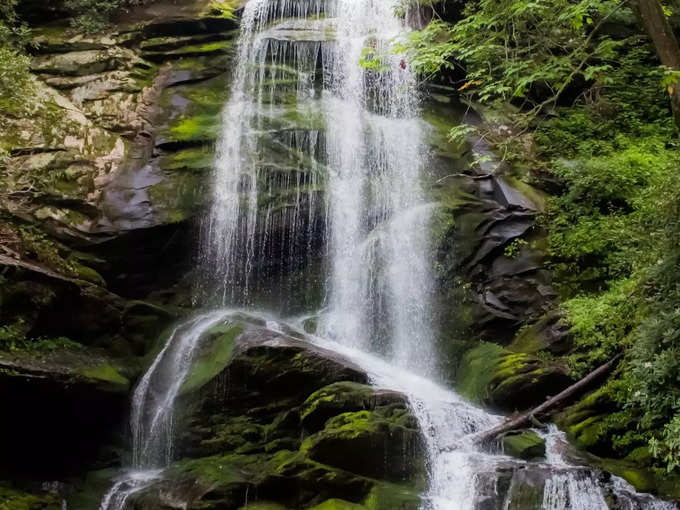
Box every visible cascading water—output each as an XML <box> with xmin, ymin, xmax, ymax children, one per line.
<box><xmin>99</xmin><ymin>1</ymin><xmax>677</xmax><ymax>509</ymax></box>
<box><xmin>99</xmin><ymin>312</ymin><xmax>227</xmax><ymax>510</ymax></box>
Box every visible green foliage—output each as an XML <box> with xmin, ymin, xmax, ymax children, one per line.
<box><xmin>561</xmin><ymin>280</ymin><xmax>639</xmax><ymax>377</ymax></box>
<box><xmin>531</xmin><ymin>30</ymin><xmax>680</xmax><ymax>471</ymax></box>
<box><xmin>397</xmin><ymin>0</ymin><xmax>624</xmax><ymax>114</ymax></box>
<box><xmin>503</xmin><ymin>238</ymin><xmax>528</xmax><ymax>259</ymax></box>
<box><xmin>0</xmin><ymin>323</ymin><xmax>81</xmax><ymax>351</ymax></box>
<box><xmin>0</xmin><ymin>46</ymin><xmax>32</xmax><ymax>113</ymax></box>
<box><xmin>359</xmin><ymin>45</ymin><xmax>390</xmax><ymax>74</ymax></box>
<box><xmin>650</xmin><ymin>416</ymin><xmax>680</xmax><ymax>473</ymax></box>
<box><xmin>0</xmin><ymin>2</ymin><xmax>34</xmax><ymax>115</ymax></box>
<box><xmin>64</xmin><ymin>0</ymin><xmax>149</xmax><ymax>32</ymax></box>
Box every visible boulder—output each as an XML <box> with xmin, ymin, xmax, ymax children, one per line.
<box><xmin>456</xmin><ymin>342</ymin><xmax>572</xmax><ymax>412</ymax></box>
<box><xmin>123</xmin><ymin>321</ymin><xmax>425</xmax><ymax>509</ymax></box>
<box><xmin>502</xmin><ymin>430</ymin><xmax>546</xmax><ymax>461</ymax></box>
<box><xmin>302</xmin><ymin>406</ymin><xmax>424</xmax><ymax>481</ymax></box>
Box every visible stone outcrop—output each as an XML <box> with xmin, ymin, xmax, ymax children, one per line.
<box><xmin>427</xmin><ymin>105</ymin><xmax>556</xmax><ymax>347</ymax></box>
<box><xmin>0</xmin><ymin>0</ymin><xmax>239</xmax><ymax>499</ymax></box>
<box><xmin>118</xmin><ymin>322</ymin><xmax>426</xmax><ymax>510</ymax></box>
<box><xmin>0</xmin><ymin>1</ymin><xmax>238</xmax><ymax>351</ymax></box>
<box><xmin>0</xmin><ymin>347</ymin><xmax>131</xmax><ymax>478</ymax></box>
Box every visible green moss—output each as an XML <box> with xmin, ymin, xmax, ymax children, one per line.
<box><xmin>81</xmin><ymin>363</ymin><xmax>130</xmax><ymax>389</ymax></box>
<box><xmin>456</xmin><ymin>342</ymin><xmax>507</xmax><ymax>404</ymax></box>
<box><xmin>169</xmin><ymin>113</ymin><xmax>221</xmax><ymax>143</ymax></box>
<box><xmin>239</xmin><ymin>504</ymin><xmax>290</xmax><ymax>510</ymax></box>
<box><xmin>160</xmin><ymin>146</ymin><xmax>214</xmax><ymax>172</ymax></box>
<box><xmin>421</xmin><ymin>104</ymin><xmax>468</xmax><ymax>160</ymax></box>
<box><xmin>178</xmin><ymin>40</ymin><xmax>233</xmax><ymax>55</ymax></box>
<box><xmin>181</xmin><ymin>322</ymin><xmax>244</xmax><ymax>393</ymax></box>
<box><xmin>300</xmin><ymin>382</ymin><xmax>383</xmax><ymax>429</ymax></box>
<box><xmin>509</xmin><ymin>325</ymin><xmax>546</xmax><ymax>355</ymax></box>
<box><xmin>70</xmin><ymin>260</ymin><xmax>106</xmax><ymax>286</ymax></box>
<box><xmin>206</xmin><ymin>1</ymin><xmax>239</xmax><ymax>19</ymax></box>
<box><xmin>362</xmin><ymin>483</ymin><xmax>422</xmax><ymax>510</ymax></box>
<box><xmin>148</xmin><ymin>171</ymin><xmax>206</xmax><ymax>224</ymax></box>
<box><xmin>170</xmin><ymin>453</ymin><xmax>256</xmax><ymax>485</ymax></box>
<box><xmin>502</xmin><ymin>430</ymin><xmax>546</xmax><ymax>460</ymax></box>
<box><xmin>309</xmin><ymin>499</ymin><xmax>365</xmax><ymax>510</ymax></box>
<box><xmin>0</xmin><ymin>484</ymin><xmax>61</xmax><ymax>510</ymax></box>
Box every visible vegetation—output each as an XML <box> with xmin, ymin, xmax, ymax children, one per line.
<box><xmin>400</xmin><ymin>0</ymin><xmax>680</xmax><ymax>474</ymax></box>
<box><xmin>64</xmin><ymin>0</ymin><xmax>150</xmax><ymax>32</ymax></box>
<box><xmin>0</xmin><ymin>1</ymin><xmax>33</xmax><ymax>116</ymax></box>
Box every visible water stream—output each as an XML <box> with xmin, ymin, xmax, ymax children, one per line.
<box><xmin>99</xmin><ymin>312</ymin><xmax>227</xmax><ymax>510</ymax></box>
<box><xmin>100</xmin><ymin>0</ymin><xmax>676</xmax><ymax>508</ymax></box>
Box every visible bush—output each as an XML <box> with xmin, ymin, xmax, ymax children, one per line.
<box><xmin>0</xmin><ymin>43</ymin><xmax>32</xmax><ymax>114</ymax></box>
<box><xmin>64</xmin><ymin>0</ymin><xmax>149</xmax><ymax>32</ymax></box>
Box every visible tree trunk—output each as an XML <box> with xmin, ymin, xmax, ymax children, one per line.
<box><xmin>474</xmin><ymin>354</ymin><xmax>623</xmax><ymax>445</ymax></box>
<box><xmin>635</xmin><ymin>0</ymin><xmax>680</xmax><ymax>129</ymax></box>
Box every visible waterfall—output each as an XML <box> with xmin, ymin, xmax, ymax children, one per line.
<box><xmin>318</xmin><ymin>0</ymin><xmax>435</xmax><ymax>374</ymax></box>
<box><xmin>99</xmin><ymin>1</ymin><xmax>677</xmax><ymax>509</ymax></box>
<box><xmin>99</xmin><ymin>312</ymin><xmax>227</xmax><ymax>510</ymax></box>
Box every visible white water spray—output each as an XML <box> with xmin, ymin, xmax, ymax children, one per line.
<box><xmin>99</xmin><ymin>312</ymin><xmax>227</xmax><ymax>510</ymax></box>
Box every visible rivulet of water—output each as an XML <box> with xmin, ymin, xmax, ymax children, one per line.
<box><xmin>99</xmin><ymin>312</ymin><xmax>227</xmax><ymax>510</ymax></box>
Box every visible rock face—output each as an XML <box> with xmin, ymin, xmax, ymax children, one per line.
<box><xmin>0</xmin><ymin>0</ymin><xmax>238</xmax><ymax>501</ymax></box>
<box><xmin>424</xmin><ymin>104</ymin><xmax>568</xmax><ymax>407</ymax></box>
<box><xmin>0</xmin><ymin>347</ymin><xmax>130</xmax><ymax>477</ymax></box>
<box><xmin>427</xmin><ymin>110</ymin><xmax>556</xmax><ymax>349</ymax></box>
<box><xmin>127</xmin><ymin>323</ymin><xmax>426</xmax><ymax>510</ymax></box>
<box><xmin>1</xmin><ymin>0</ymin><xmax>238</xmax><ymax>342</ymax></box>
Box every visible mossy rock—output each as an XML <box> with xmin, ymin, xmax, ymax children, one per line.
<box><xmin>142</xmin><ymin>38</ymin><xmax>235</xmax><ymax>61</ymax></box>
<box><xmin>456</xmin><ymin>342</ymin><xmax>572</xmax><ymax>412</ymax></box>
<box><xmin>361</xmin><ymin>483</ymin><xmax>422</xmax><ymax>510</ymax></box>
<box><xmin>0</xmin><ymin>484</ymin><xmax>61</xmax><ymax>510</ymax></box>
<box><xmin>509</xmin><ymin>310</ymin><xmax>571</xmax><ymax>356</ymax></box>
<box><xmin>309</xmin><ymin>499</ymin><xmax>364</xmax><ymax>510</ymax></box>
<box><xmin>502</xmin><ymin>430</ymin><xmax>546</xmax><ymax>460</ymax></box>
<box><xmin>300</xmin><ymin>382</ymin><xmax>406</xmax><ymax>432</ymax></box>
<box><xmin>239</xmin><ymin>504</ymin><xmax>291</xmax><ymax>510</ymax></box>
<box><xmin>554</xmin><ymin>385</ymin><xmax>624</xmax><ymax>457</ymax></box>
<box><xmin>181</xmin><ymin>321</ymin><xmax>245</xmax><ymax>393</ymax></box>
<box><xmin>147</xmin><ymin>166</ymin><xmax>208</xmax><ymax>224</ymax></box>
<box><xmin>0</xmin><ymin>348</ymin><xmax>131</xmax><ymax>394</ymax></box>
<box><xmin>159</xmin><ymin>146</ymin><xmax>214</xmax><ymax>173</ymax></box>
<box><xmin>156</xmin><ymin>73</ymin><xmax>230</xmax><ymax>148</ymax></box>
<box><xmin>132</xmin><ymin>325</ymin><xmax>425</xmax><ymax>509</ymax></box>
<box><xmin>301</xmin><ymin>406</ymin><xmax>424</xmax><ymax>482</ymax></box>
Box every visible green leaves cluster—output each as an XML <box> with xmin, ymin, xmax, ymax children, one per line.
<box><xmin>535</xmin><ymin>38</ymin><xmax>680</xmax><ymax>471</ymax></box>
<box><xmin>0</xmin><ymin>0</ymin><xmax>34</xmax><ymax>115</ymax></box>
<box><xmin>398</xmin><ymin>0</ymin><xmax>624</xmax><ymax>114</ymax></box>
<box><xmin>64</xmin><ymin>0</ymin><xmax>149</xmax><ymax>32</ymax></box>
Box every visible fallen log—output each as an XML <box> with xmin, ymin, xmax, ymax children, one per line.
<box><xmin>475</xmin><ymin>353</ymin><xmax>623</xmax><ymax>445</ymax></box>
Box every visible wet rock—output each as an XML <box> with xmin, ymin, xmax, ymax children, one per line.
<box><xmin>302</xmin><ymin>406</ymin><xmax>424</xmax><ymax>481</ymax></box>
<box><xmin>502</xmin><ymin>430</ymin><xmax>546</xmax><ymax>461</ymax></box>
<box><xmin>0</xmin><ymin>348</ymin><xmax>131</xmax><ymax>477</ymax></box>
<box><xmin>456</xmin><ymin>342</ymin><xmax>572</xmax><ymax>412</ymax></box>
<box><xmin>130</xmin><ymin>322</ymin><xmax>426</xmax><ymax>509</ymax></box>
